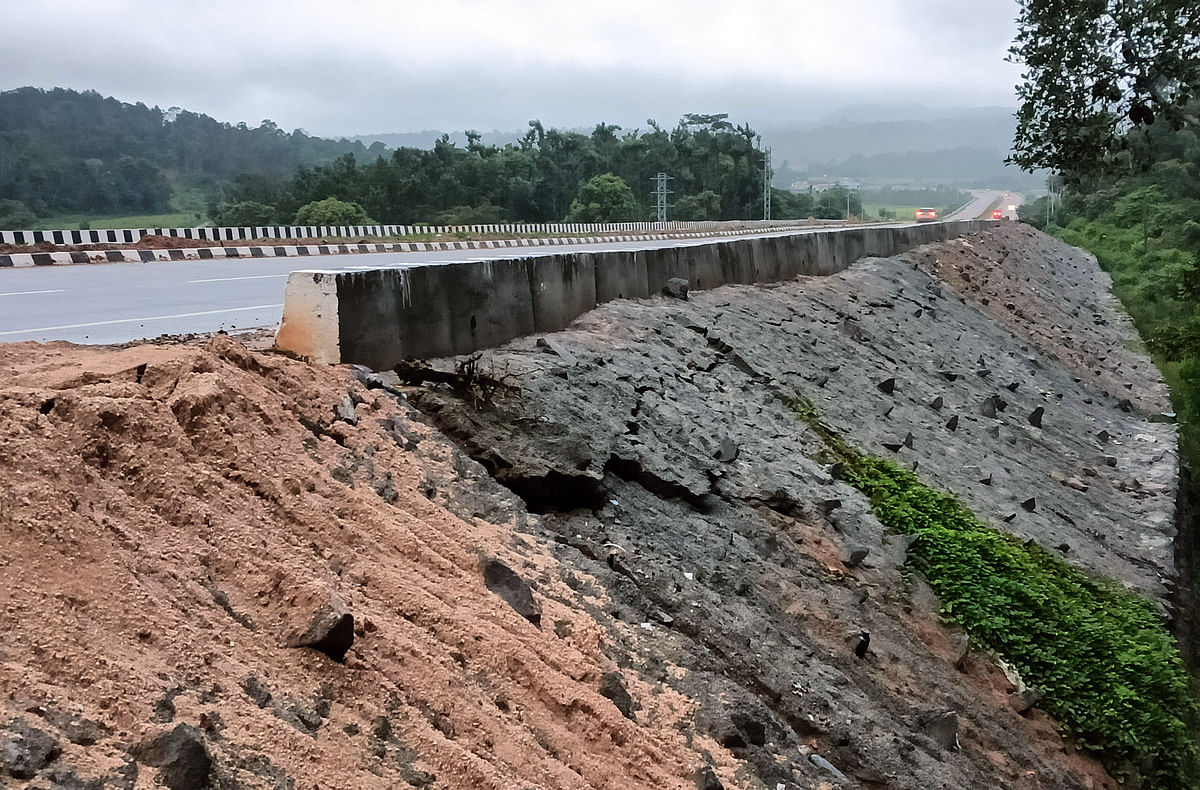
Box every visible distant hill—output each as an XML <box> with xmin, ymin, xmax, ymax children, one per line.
<box><xmin>0</xmin><ymin>87</ymin><xmax>374</xmax><ymax>218</ymax></box>
<box><xmin>758</xmin><ymin>106</ymin><xmax>1035</xmax><ymax>188</ymax></box>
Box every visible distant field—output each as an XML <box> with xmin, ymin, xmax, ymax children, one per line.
<box><xmin>29</xmin><ymin>213</ymin><xmax>202</xmax><ymax>230</ymax></box>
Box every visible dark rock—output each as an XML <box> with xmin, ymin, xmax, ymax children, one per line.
<box><xmin>1028</xmin><ymin>406</ymin><xmax>1044</xmax><ymax>428</ymax></box>
<box><xmin>663</xmin><ymin>278</ymin><xmax>690</xmax><ymax>300</ymax></box>
<box><xmin>980</xmin><ymin>396</ymin><xmax>997</xmax><ymax>418</ymax></box>
<box><xmin>903</xmin><ymin>431</ymin><xmax>914</xmax><ymax>449</ymax></box>
<box><xmin>881</xmin><ymin>441</ymin><xmax>903</xmax><ymax>453</ymax></box>
<box><xmin>713</xmin><ymin>437</ymin><xmax>739</xmax><ymax>463</ymax></box>
<box><xmin>35</xmin><ymin>709</ymin><xmax>106</xmax><ymax>747</ymax></box>
<box><xmin>286</xmin><ymin>589</ymin><xmax>355</xmax><ymax>662</ymax></box>
<box><xmin>938</xmin><ymin>370</ymin><xmax>958</xmax><ymax>381</ymax></box>
<box><xmin>987</xmin><ymin>425</ymin><xmax>1000</xmax><ymax>438</ymax></box>
<box><xmin>945</xmin><ymin>415</ymin><xmax>959</xmax><ymax>431</ymax></box>
<box><xmin>694</xmin><ymin>765</ymin><xmax>725</xmax><ymax>790</ymax></box>
<box><xmin>1003</xmin><ymin>512</ymin><xmax>1016</xmax><ymax>522</ymax></box>
<box><xmin>133</xmin><ymin>725</ymin><xmax>212</xmax><ymax>790</ymax></box>
<box><xmin>846</xmin><ymin>544</ymin><xmax>870</xmax><ymax>567</ymax></box>
<box><xmin>919</xmin><ymin>710</ymin><xmax>959</xmax><ymax>751</ymax></box>
<box><xmin>979</xmin><ymin>473</ymin><xmax>993</xmax><ymax>486</ymax></box>
<box><xmin>241</xmin><ymin>676</ymin><xmax>273</xmax><ymax>709</ymax></box>
<box><xmin>483</xmin><ymin>558</ymin><xmax>542</xmax><ymax>628</ymax></box>
<box><xmin>1021</xmin><ymin>497</ymin><xmax>1037</xmax><ymax>512</ymax></box>
<box><xmin>1005</xmin><ymin>381</ymin><xmax>1020</xmax><ymax>391</ymax></box>
<box><xmin>41</xmin><ymin>767</ymin><xmax>105</xmax><ymax>789</ymax></box>
<box><xmin>729</xmin><ymin>713</ymin><xmax>767</xmax><ymax>746</ymax></box>
<box><xmin>854</xmin><ymin>631</ymin><xmax>870</xmax><ymax>658</ymax></box>
<box><xmin>1</xmin><ymin>720</ymin><xmax>61</xmax><ymax>779</ymax></box>
<box><xmin>334</xmin><ymin>394</ymin><xmax>358</xmax><ymax>426</ymax></box>
<box><xmin>930</xmin><ymin>395</ymin><xmax>944</xmax><ymax>410</ymax></box>
<box><xmin>598</xmin><ymin>671</ymin><xmax>636</xmax><ymax>721</ymax></box>
<box><xmin>877</xmin><ymin>377</ymin><xmax>896</xmax><ymax>395</ymax></box>
<box><xmin>1118</xmin><ymin>398</ymin><xmax>1132</xmax><ymax>412</ymax></box>
<box><xmin>1097</xmin><ymin>430</ymin><xmax>1110</xmax><ymax>443</ymax></box>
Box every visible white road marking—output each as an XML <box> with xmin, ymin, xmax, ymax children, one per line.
<box><xmin>0</xmin><ymin>289</ymin><xmax>66</xmax><ymax>297</ymax></box>
<box><xmin>189</xmin><ymin>274</ymin><xmax>290</xmax><ymax>283</ymax></box>
<box><xmin>0</xmin><ymin>304</ymin><xmax>284</xmax><ymax>336</ymax></box>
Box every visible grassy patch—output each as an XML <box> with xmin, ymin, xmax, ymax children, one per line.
<box><xmin>796</xmin><ymin>401</ymin><xmax>1199</xmax><ymax>789</ymax></box>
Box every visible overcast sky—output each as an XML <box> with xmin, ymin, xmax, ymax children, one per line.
<box><xmin>1</xmin><ymin>0</ymin><xmax>1023</xmax><ymax>137</ymax></box>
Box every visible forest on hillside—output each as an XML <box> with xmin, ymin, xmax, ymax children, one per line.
<box><xmin>0</xmin><ymin>87</ymin><xmax>377</xmax><ymax>222</ymax></box>
<box><xmin>0</xmin><ymin>87</ymin><xmax>973</xmax><ymax>227</ymax></box>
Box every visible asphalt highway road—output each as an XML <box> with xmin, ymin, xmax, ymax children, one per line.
<box><xmin>0</xmin><ymin>230</ymin><xmax>822</xmax><ymax>344</ymax></box>
<box><xmin>0</xmin><ymin>214</ymin><xmax>1017</xmax><ymax>345</ymax></box>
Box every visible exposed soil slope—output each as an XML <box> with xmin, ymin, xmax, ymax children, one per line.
<box><xmin>0</xmin><ymin>338</ymin><xmax>705</xmax><ymax>788</ymax></box>
<box><xmin>0</xmin><ymin>223</ymin><xmax>1175</xmax><ymax>789</ymax></box>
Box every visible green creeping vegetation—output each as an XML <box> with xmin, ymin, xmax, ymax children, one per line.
<box><xmin>794</xmin><ymin>401</ymin><xmax>1199</xmax><ymax>789</ymax></box>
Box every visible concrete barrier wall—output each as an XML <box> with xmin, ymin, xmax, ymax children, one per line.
<box><xmin>276</xmin><ymin>221</ymin><xmax>985</xmax><ymax>370</ymax></box>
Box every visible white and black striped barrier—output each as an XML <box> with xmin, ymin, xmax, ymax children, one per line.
<box><xmin>0</xmin><ymin>223</ymin><xmax>852</xmax><ymax>268</ymax></box>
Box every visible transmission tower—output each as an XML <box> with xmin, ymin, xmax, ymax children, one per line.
<box><xmin>650</xmin><ymin>172</ymin><xmax>674</xmax><ymax>223</ymax></box>
<box><xmin>762</xmin><ymin>148</ymin><xmax>772</xmax><ymax>220</ymax></box>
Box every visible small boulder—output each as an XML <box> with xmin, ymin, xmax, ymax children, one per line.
<box><xmin>919</xmin><ymin>710</ymin><xmax>959</xmax><ymax>751</ymax></box>
<box><xmin>845</xmin><ymin>544</ymin><xmax>871</xmax><ymax>568</ymax></box>
<box><xmin>694</xmin><ymin>765</ymin><xmax>725</xmax><ymax>790</ymax></box>
<box><xmin>334</xmin><ymin>394</ymin><xmax>359</xmax><ymax>426</ymax></box>
<box><xmin>1028</xmin><ymin>406</ymin><xmax>1044</xmax><ymax>428</ymax></box>
<box><xmin>877</xmin><ymin>377</ymin><xmax>896</xmax><ymax>395</ymax></box>
<box><xmin>133</xmin><ymin>724</ymin><xmax>212</xmax><ymax>790</ymax></box>
<box><xmin>598</xmin><ymin>671</ymin><xmax>636</xmax><ymax>721</ymax></box>
<box><xmin>483</xmin><ymin>558</ymin><xmax>542</xmax><ymax>628</ymax></box>
<box><xmin>1</xmin><ymin>720</ymin><xmax>61</xmax><ymax>779</ymax></box>
<box><xmin>285</xmin><ymin>587</ymin><xmax>355</xmax><ymax>662</ymax></box>
<box><xmin>713</xmin><ymin>437</ymin><xmax>739</xmax><ymax>463</ymax></box>
<box><xmin>663</xmin><ymin>278</ymin><xmax>690</xmax><ymax>300</ymax></box>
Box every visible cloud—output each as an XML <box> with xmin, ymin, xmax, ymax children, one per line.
<box><xmin>0</xmin><ymin>0</ymin><xmax>1022</xmax><ymax>134</ymax></box>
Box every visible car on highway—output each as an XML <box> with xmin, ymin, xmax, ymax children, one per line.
<box><xmin>914</xmin><ymin>207</ymin><xmax>938</xmax><ymax>222</ymax></box>
<box><xmin>992</xmin><ymin>209</ymin><xmax>1003</xmax><ymax>219</ymax></box>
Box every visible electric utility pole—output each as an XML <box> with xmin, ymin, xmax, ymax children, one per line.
<box><xmin>651</xmin><ymin>172</ymin><xmax>674</xmax><ymax>223</ymax></box>
<box><xmin>763</xmin><ymin>148</ymin><xmax>772</xmax><ymax>220</ymax></box>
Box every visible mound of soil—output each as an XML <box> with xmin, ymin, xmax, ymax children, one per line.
<box><xmin>0</xmin><ymin>337</ymin><xmax>705</xmax><ymax>788</ymax></box>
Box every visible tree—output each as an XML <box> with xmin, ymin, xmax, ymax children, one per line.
<box><xmin>294</xmin><ymin>196</ymin><xmax>376</xmax><ymax>226</ymax></box>
<box><xmin>211</xmin><ymin>200</ymin><xmax>278</xmax><ymax>227</ymax></box>
<box><xmin>674</xmin><ymin>190</ymin><xmax>722</xmax><ymax>221</ymax></box>
<box><xmin>0</xmin><ymin>199</ymin><xmax>36</xmax><ymax>228</ymax></box>
<box><xmin>1009</xmin><ymin>0</ymin><xmax>1200</xmax><ymax>175</ymax></box>
<box><xmin>564</xmin><ymin>173</ymin><xmax>639</xmax><ymax>222</ymax></box>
